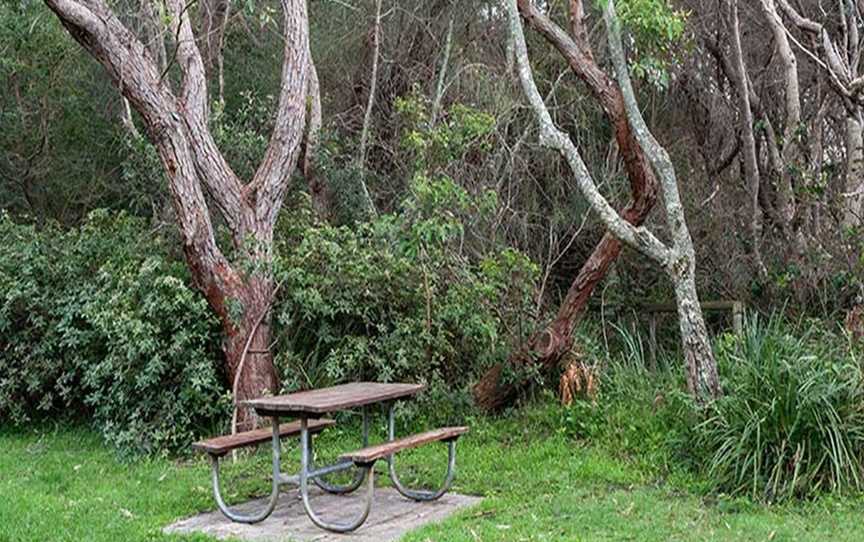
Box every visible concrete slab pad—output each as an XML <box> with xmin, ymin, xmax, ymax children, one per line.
<box><xmin>164</xmin><ymin>487</ymin><xmax>481</xmax><ymax>542</ymax></box>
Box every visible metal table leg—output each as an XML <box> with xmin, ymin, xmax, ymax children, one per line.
<box><xmin>210</xmin><ymin>416</ymin><xmax>281</xmax><ymax>524</ymax></box>
<box><xmin>299</xmin><ymin>417</ymin><xmax>375</xmax><ymax>532</ymax></box>
<box><xmin>386</xmin><ymin>403</ymin><xmax>457</xmax><ymax>502</ymax></box>
<box><xmin>311</xmin><ymin>406</ymin><xmax>369</xmax><ymax>494</ymax></box>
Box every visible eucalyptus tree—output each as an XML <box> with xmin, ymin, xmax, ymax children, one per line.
<box><xmin>474</xmin><ymin>0</ymin><xmax>659</xmax><ymax>411</ymax></box>
<box><xmin>506</xmin><ymin>0</ymin><xmax>721</xmax><ymax>402</ymax></box>
<box><xmin>763</xmin><ymin>0</ymin><xmax>864</xmax><ymax>228</ymax></box>
<box><xmin>41</xmin><ymin>0</ymin><xmax>316</xmax><ymax>428</ymax></box>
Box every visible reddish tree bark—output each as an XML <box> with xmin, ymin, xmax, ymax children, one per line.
<box><xmin>43</xmin><ymin>0</ymin><xmax>312</xmax><ymax>428</ymax></box>
<box><xmin>473</xmin><ymin>0</ymin><xmax>658</xmax><ymax>411</ymax></box>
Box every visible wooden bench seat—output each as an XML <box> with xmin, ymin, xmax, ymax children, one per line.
<box><xmin>193</xmin><ymin>418</ymin><xmax>335</xmax><ymax>456</ymax></box>
<box><xmin>340</xmin><ymin>426</ymin><xmax>468</xmax><ymax>465</ymax></box>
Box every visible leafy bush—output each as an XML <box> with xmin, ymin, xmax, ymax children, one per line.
<box><xmin>0</xmin><ymin>211</ymin><xmax>226</xmax><ymax>456</ymax></box>
<box><xmin>272</xmin><ymin>177</ymin><xmax>538</xmax><ymax>424</ymax></box>
<box><xmin>694</xmin><ymin>315</ymin><xmax>864</xmax><ymax>501</ymax></box>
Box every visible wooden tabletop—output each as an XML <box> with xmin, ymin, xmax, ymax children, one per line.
<box><xmin>243</xmin><ymin>382</ymin><xmax>425</xmax><ymax>415</ymax></box>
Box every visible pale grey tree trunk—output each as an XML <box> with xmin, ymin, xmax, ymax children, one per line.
<box><xmin>356</xmin><ymin>0</ymin><xmax>382</xmax><ymax>218</ymax></box>
<box><xmin>759</xmin><ymin>0</ymin><xmax>801</xmax><ymax>234</ymax></box>
<box><xmin>725</xmin><ymin>0</ymin><xmax>765</xmax><ymax>275</ymax></box>
<box><xmin>506</xmin><ymin>0</ymin><xmax>720</xmax><ymax>402</ymax></box>
<box><xmin>670</xmin><ymin>249</ymin><xmax>721</xmax><ymax>400</ymax></box>
<box><xmin>603</xmin><ymin>1</ymin><xmax>720</xmax><ymax>401</ymax></box>
<box><xmin>844</xmin><ymin>114</ymin><xmax>864</xmax><ymax>228</ymax></box>
<box><xmin>429</xmin><ymin>15</ymin><xmax>455</xmax><ymax>128</ymax></box>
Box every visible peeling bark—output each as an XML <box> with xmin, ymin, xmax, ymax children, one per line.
<box><xmin>43</xmin><ymin>0</ymin><xmax>312</xmax><ymax>427</ymax></box>
<box><xmin>473</xmin><ymin>0</ymin><xmax>659</xmax><ymax>411</ymax></box>
<box><xmin>496</xmin><ymin>0</ymin><xmax>720</xmax><ymax>405</ymax></box>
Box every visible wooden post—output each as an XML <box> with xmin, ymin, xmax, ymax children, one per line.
<box><xmin>732</xmin><ymin>301</ymin><xmax>744</xmax><ymax>336</ymax></box>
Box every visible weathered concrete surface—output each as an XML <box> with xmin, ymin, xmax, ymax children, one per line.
<box><xmin>164</xmin><ymin>486</ymin><xmax>481</xmax><ymax>542</ymax></box>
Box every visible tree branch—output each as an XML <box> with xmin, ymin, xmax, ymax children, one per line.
<box><xmin>506</xmin><ymin>0</ymin><xmax>671</xmax><ymax>265</ymax></box>
<box><xmin>164</xmin><ymin>0</ymin><xmax>246</xmax><ymax>240</ymax></box>
<box><xmin>248</xmin><ymin>0</ymin><xmax>311</xmax><ymax>229</ymax></box>
<box><xmin>43</xmin><ymin>0</ymin><xmax>236</xmax><ymax>297</ymax></box>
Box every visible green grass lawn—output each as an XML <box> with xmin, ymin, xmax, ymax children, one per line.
<box><xmin>2</xmin><ymin>405</ymin><xmax>864</xmax><ymax>542</ymax></box>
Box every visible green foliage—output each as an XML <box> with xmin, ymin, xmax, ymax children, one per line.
<box><xmin>271</xmin><ymin>178</ymin><xmax>538</xmax><ymax>424</ymax></box>
<box><xmin>212</xmin><ymin>91</ymin><xmax>273</xmax><ymax>181</ymax></box>
<box><xmin>395</xmin><ymin>91</ymin><xmax>496</xmax><ymax>173</ymax></box>
<box><xmin>0</xmin><ymin>211</ymin><xmax>225</xmax><ymax>456</ymax></box>
<box><xmin>556</xmin><ymin>317</ymin><xmax>864</xmax><ymax>503</ymax></box>
<box><xmin>615</xmin><ymin>0</ymin><xmax>687</xmax><ymax>53</ymax></box>
<box><xmin>694</xmin><ymin>316</ymin><xmax>864</xmax><ymax>502</ymax></box>
<box><xmin>0</xmin><ymin>1</ymin><xmax>130</xmax><ymax>223</ymax></box>
<box><xmin>602</xmin><ymin>0</ymin><xmax>688</xmax><ymax>89</ymax></box>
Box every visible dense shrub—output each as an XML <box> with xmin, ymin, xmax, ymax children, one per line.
<box><xmin>0</xmin><ymin>211</ymin><xmax>225</xmax><ymax>455</ymax></box>
<box><xmin>272</xmin><ymin>177</ymin><xmax>538</xmax><ymax>423</ymax></box>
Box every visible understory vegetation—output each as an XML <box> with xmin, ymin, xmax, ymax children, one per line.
<box><xmin>0</xmin><ymin>187</ymin><xmax>538</xmax><ymax>453</ymax></box>
<box><xmin>3</xmin><ymin>2</ymin><xmax>864</xmax><ymax>538</ymax></box>
<box><xmin>559</xmin><ymin>316</ymin><xmax>864</xmax><ymax>503</ymax></box>
<box><xmin>4</xmin><ymin>209</ymin><xmax>863</xmax><ymax>505</ymax></box>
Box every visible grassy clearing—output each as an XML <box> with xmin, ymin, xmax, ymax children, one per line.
<box><xmin>2</xmin><ymin>405</ymin><xmax>864</xmax><ymax>542</ymax></box>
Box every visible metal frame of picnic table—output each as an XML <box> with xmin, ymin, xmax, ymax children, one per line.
<box><xmin>208</xmin><ymin>396</ymin><xmax>458</xmax><ymax>533</ymax></box>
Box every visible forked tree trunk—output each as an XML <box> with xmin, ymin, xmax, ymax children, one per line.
<box><xmin>44</xmin><ymin>0</ymin><xmax>311</xmax><ymax>429</ymax></box>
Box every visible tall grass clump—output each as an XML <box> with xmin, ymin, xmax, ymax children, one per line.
<box><xmin>557</xmin><ymin>323</ymin><xmax>699</xmax><ymax>473</ymax></box>
<box><xmin>696</xmin><ymin>314</ymin><xmax>864</xmax><ymax>501</ymax></box>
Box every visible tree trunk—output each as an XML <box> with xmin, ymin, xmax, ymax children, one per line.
<box><xmin>759</xmin><ymin>0</ymin><xmax>802</xmax><ymax>236</ymax></box>
<box><xmin>198</xmin><ymin>0</ymin><xmax>231</xmax><ymax>81</ymax></box>
<box><xmin>725</xmin><ymin>0</ymin><xmax>765</xmax><ymax>275</ymax></box>
<box><xmin>223</xmin><ymin>279</ymin><xmax>279</xmax><ymax>431</ymax></box>
<box><xmin>844</xmin><ymin>114</ymin><xmax>864</xmax><ymax>228</ymax></box>
<box><xmin>669</xmin><ymin>260</ymin><xmax>721</xmax><ymax>402</ymax></box>
<box><xmin>502</xmin><ymin>0</ymin><xmax>721</xmax><ymax>405</ymax></box>
<box><xmin>473</xmin><ymin>0</ymin><xmax>658</xmax><ymax>411</ymax></box>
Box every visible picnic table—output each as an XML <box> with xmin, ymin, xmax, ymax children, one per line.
<box><xmin>192</xmin><ymin>382</ymin><xmax>468</xmax><ymax>533</ymax></box>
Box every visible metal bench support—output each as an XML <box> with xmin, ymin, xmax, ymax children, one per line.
<box><xmin>299</xmin><ymin>417</ymin><xmax>374</xmax><ymax>532</ymax></box>
<box><xmin>310</xmin><ymin>406</ymin><xmax>369</xmax><ymax>495</ymax></box>
<box><xmin>386</xmin><ymin>403</ymin><xmax>457</xmax><ymax>502</ymax></box>
<box><xmin>205</xmin><ymin>397</ymin><xmax>461</xmax><ymax>532</ymax></box>
<box><xmin>209</xmin><ymin>417</ymin><xmax>281</xmax><ymax>524</ymax></box>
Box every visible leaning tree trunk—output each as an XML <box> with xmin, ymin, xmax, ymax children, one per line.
<box><xmin>668</xmin><ymin>256</ymin><xmax>721</xmax><ymax>400</ymax></box>
<box><xmin>500</xmin><ymin>0</ymin><xmax>722</xmax><ymax>406</ymax></box>
<box><xmin>473</xmin><ymin>0</ymin><xmax>658</xmax><ymax>411</ymax></box>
